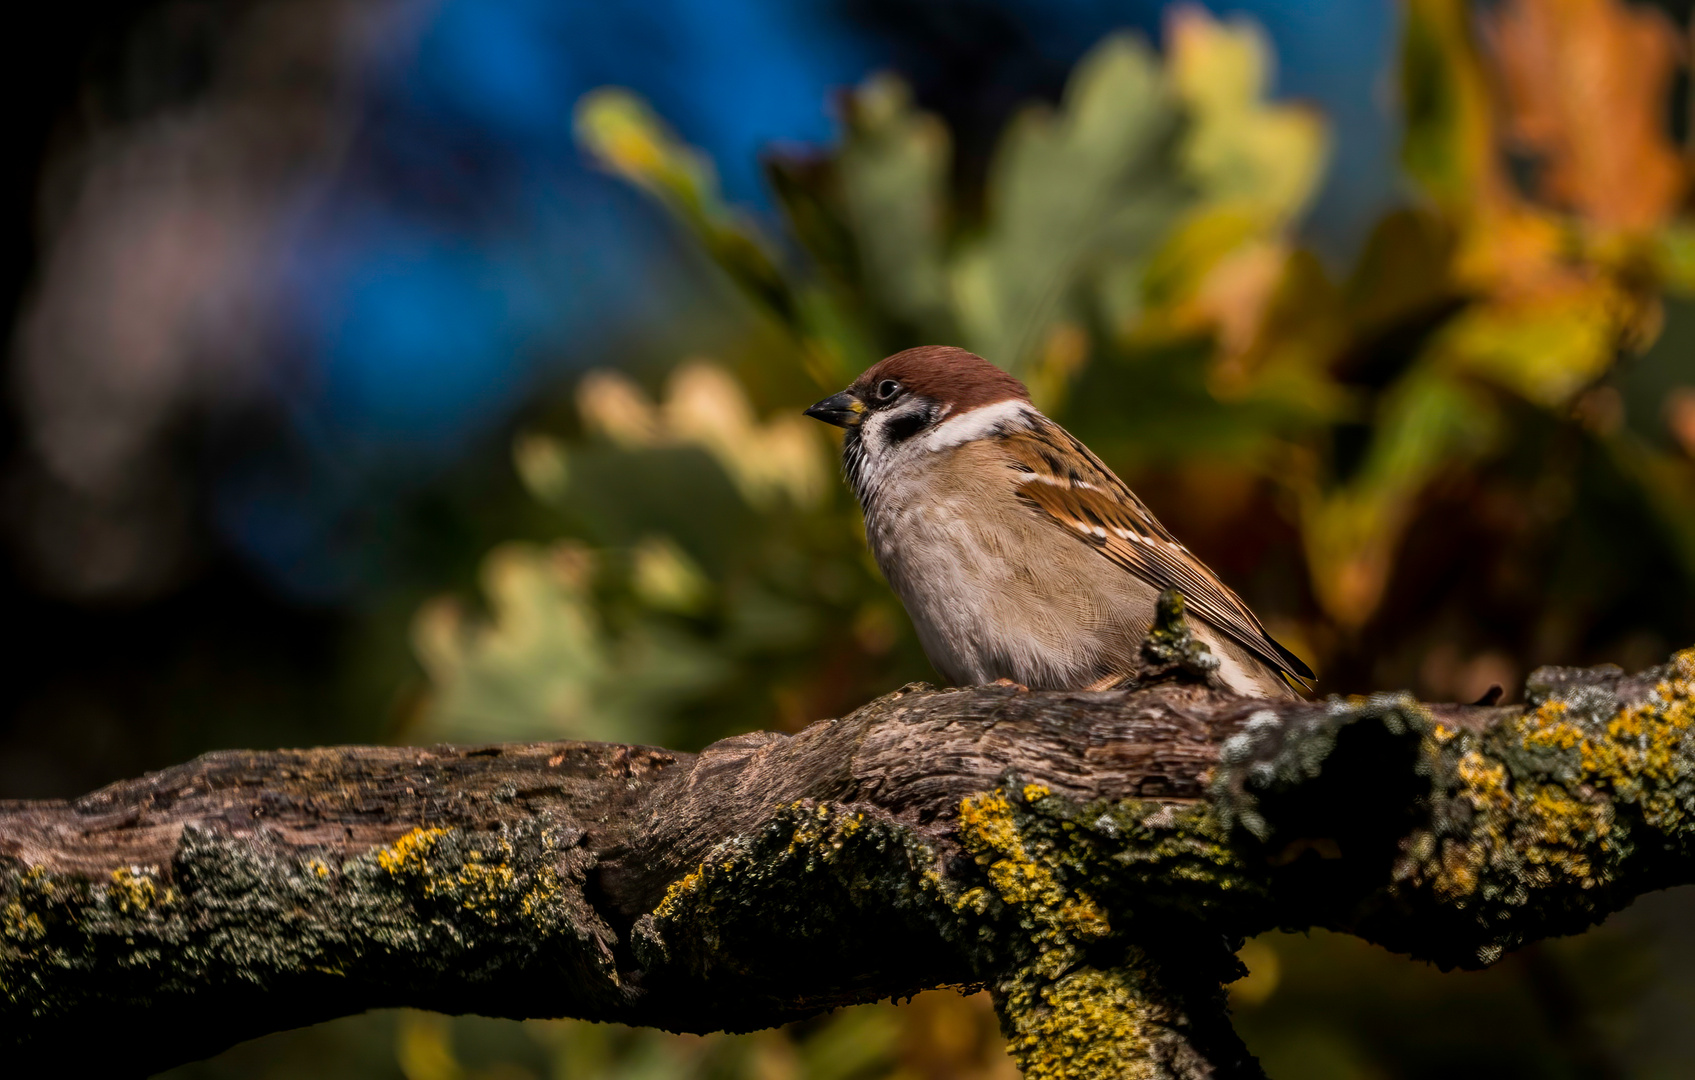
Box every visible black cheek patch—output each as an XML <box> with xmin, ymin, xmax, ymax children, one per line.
<box><xmin>884</xmin><ymin>409</ymin><xmax>933</xmax><ymax>444</ymax></box>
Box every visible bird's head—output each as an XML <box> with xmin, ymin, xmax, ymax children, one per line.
<box><xmin>804</xmin><ymin>345</ymin><xmax>1030</xmax><ymax>449</ymax></box>
<box><xmin>804</xmin><ymin>346</ymin><xmax>1035</xmax><ymax>506</ymax></box>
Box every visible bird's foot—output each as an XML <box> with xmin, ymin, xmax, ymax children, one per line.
<box><xmin>989</xmin><ymin>677</ymin><xmax>1029</xmax><ymax>691</ymax></box>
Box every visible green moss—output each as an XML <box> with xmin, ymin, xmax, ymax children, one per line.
<box><xmin>14</xmin><ymin>642</ymin><xmax>1691</xmax><ymax>1069</ymax></box>
<box><xmin>369</xmin><ymin>825</ymin><xmax>576</xmax><ymax>929</ymax></box>
<box><xmin>632</xmin><ymin>773</ymin><xmax>1261</xmax><ymax>1072</ymax></box>
<box><xmin>952</xmin><ymin>784</ymin><xmax>1256</xmax><ymax>1079</ymax></box>
<box><xmin>1202</xmin><ymin>647</ymin><xmax>1695</xmax><ymax>969</ymax></box>
<box><xmin>0</xmin><ymin>818</ymin><xmax>623</xmax><ymax>1029</ymax></box>
<box><xmin>633</xmin><ymin>801</ymin><xmax>966</xmax><ymax>990</ymax></box>
<box><xmin>1382</xmin><ymin>648</ymin><xmax>1695</xmax><ymax>963</ymax></box>
<box><xmin>956</xmin><ymin>786</ymin><xmax>1112</xmax><ymax>979</ymax></box>
<box><xmin>1140</xmin><ymin>588</ymin><xmax>1222</xmax><ymax>684</ymax></box>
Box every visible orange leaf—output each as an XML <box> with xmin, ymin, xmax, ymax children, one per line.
<box><xmin>1484</xmin><ymin>0</ymin><xmax>1687</xmax><ymax>231</ymax></box>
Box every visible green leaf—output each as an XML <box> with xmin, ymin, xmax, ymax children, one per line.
<box><xmin>575</xmin><ymin>88</ymin><xmax>800</xmax><ymax>329</ymax></box>
<box><xmin>413</xmin><ymin>541</ymin><xmax>730</xmax><ymax>746</ymax></box>
<box><xmin>412</xmin><ymin>543</ymin><xmax>623</xmax><ymax>742</ymax></box>
<box><xmin>1435</xmin><ymin>292</ymin><xmax>1617</xmax><ymax>407</ymax></box>
<box><xmin>1399</xmin><ymin>0</ymin><xmax>1494</xmax><ymax>208</ymax></box>
<box><xmin>952</xmin><ymin>33</ymin><xmax>1188</xmax><ymax>370</ymax></box>
<box><xmin>837</xmin><ymin>75</ymin><xmax>957</xmax><ymax>342</ymax></box>
<box><xmin>1654</xmin><ymin>221</ymin><xmax>1695</xmax><ymax>296</ymax></box>
<box><xmin>1301</xmin><ymin>370</ymin><xmax>1498</xmax><ymax>625</ymax></box>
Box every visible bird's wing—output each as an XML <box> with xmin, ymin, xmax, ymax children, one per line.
<box><xmin>1000</xmin><ymin>417</ymin><xmax>1313</xmax><ymax>687</ymax></box>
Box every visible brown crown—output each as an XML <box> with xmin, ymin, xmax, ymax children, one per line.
<box><xmin>852</xmin><ymin>346</ymin><xmax>1030</xmax><ymax>412</ymax></box>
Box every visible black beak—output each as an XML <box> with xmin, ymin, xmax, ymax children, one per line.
<box><xmin>804</xmin><ymin>389</ymin><xmax>865</xmax><ymax>428</ymax></box>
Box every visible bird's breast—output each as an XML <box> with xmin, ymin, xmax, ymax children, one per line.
<box><xmin>859</xmin><ymin>443</ymin><xmax>1152</xmax><ymax>688</ymax></box>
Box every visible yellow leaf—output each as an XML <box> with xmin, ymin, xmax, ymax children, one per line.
<box><xmin>1654</xmin><ymin>222</ymin><xmax>1695</xmax><ymax>295</ymax></box>
<box><xmin>1401</xmin><ymin>0</ymin><xmax>1504</xmax><ymax>210</ymax></box>
<box><xmin>1168</xmin><ymin>5</ymin><xmax>1328</xmax><ymax>226</ymax></box>
<box><xmin>575</xmin><ymin>89</ymin><xmax>721</xmax><ymax>225</ymax></box>
<box><xmin>1436</xmin><ymin>289</ymin><xmax>1617</xmax><ymax>406</ymax></box>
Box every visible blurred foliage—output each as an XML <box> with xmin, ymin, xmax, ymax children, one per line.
<box><xmin>416</xmin><ymin>8</ymin><xmax>1339</xmax><ymax>749</ymax></box>
<box><xmin>420</xmin><ymin>0</ymin><xmax>1695</xmax><ymax>748</ymax></box>
<box><xmin>179</xmin><ymin>1</ymin><xmax>1695</xmax><ymax>1078</ymax></box>
<box><xmin>166</xmin><ymin>991</ymin><xmax>1017</xmax><ymax>1080</ymax></box>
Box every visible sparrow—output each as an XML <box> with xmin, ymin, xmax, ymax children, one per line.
<box><xmin>805</xmin><ymin>345</ymin><xmax>1312</xmax><ymax>699</ymax></box>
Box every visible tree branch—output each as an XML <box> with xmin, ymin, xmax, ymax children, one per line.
<box><xmin>5</xmin><ymin>615</ymin><xmax>1694</xmax><ymax>1078</ymax></box>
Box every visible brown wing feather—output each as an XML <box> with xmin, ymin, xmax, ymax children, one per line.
<box><xmin>1003</xmin><ymin>418</ymin><xmax>1313</xmax><ymax>686</ymax></box>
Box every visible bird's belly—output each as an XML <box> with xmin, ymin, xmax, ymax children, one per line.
<box><xmin>869</xmin><ymin>497</ymin><xmax>1149</xmax><ymax>689</ymax></box>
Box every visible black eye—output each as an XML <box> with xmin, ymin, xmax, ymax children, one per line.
<box><xmin>876</xmin><ymin>379</ymin><xmax>902</xmax><ymax>401</ymax></box>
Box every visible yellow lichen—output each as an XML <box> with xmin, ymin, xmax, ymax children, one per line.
<box><xmin>652</xmin><ymin>865</ymin><xmax>709</xmax><ymax>922</ymax></box>
<box><xmin>1519</xmin><ymin>784</ymin><xmax>1611</xmax><ymax>885</ymax></box>
<box><xmin>1517</xmin><ymin>649</ymin><xmax>1695</xmax><ymax>829</ymax></box>
<box><xmin>636</xmin><ymin>800</ymin><xmax>948</xmax><ymax>982</ymax></box>
<box><xmin>1435</xmin><ymin>837</ymin><xmax>1482</xmax><ymax>901</ymax></box>
<box><xmin>370</xmin><ymin>826</ymin><xmax>566</xmax><ymax>929</ymax></box>
<box><xmin>452</xmin><ymin>844</ymin><xmax>520</xmax><ymax>912</ymax></box>
<box><xmin>376</xmin><ymin>827</ymin><xmax>449</xmax><ymax>876</ymax></box>
<box><xmin>1429</xmin><ymin>735</ymin><xmax>1614</xmax><ymax>899</ymax></box>
<box><xmin>1455</xmin><ymin>751</ymin><xmax>1509</xmax><ymax>812</ymax></box>
<box><xmin>1516</xmin><ymin>650</ymin><xmax>1693</xmax><ymax>840</ymax></box>
<box><xmin>782</xmin><ymin>804</ymin><xmax>866</xmax><ymax>858</ymax></box>
<box><xmin>957</xmin><ymin>789</ymin><xmax>1110</xmax><ymax>953</ymax></box>
<box><xmin>107</xmin><ymin>867</ymin><xmax>171</xmax><ymax>914</ymax></box>
<box><xmin>957</xmin><ymin>788</ymin><xmax>1154</xmax><ymax>1079</ymax></box>
<box><xmin>1000</xmin><ymin>963</ymin><xmax>1164</xmax><ymax>1080</ymax></box>
<box><xmin>634</xmin><ymin>787</ymin><xmax>1232</xmax><ymax>1078</ymax></box>
<box><xmin>648</xmin><ymin>802</ymin><xmax>872</xmax><ymax>932</ymax></box>
<box><xmin>1408</xmin><ymin>649</ymin><xmax>1695</xmax><ymax>910</ymax></box>
<box><xmin>2</xmin><ymin>901</ymin><xmax>44</xmax><ymax>945</ymax></box>
<box><xmin>2</xmin><ymin>868</ymin><xmax>51</xmax><ymax>948</ymax></box>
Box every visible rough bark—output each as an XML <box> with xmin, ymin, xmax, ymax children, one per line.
<box><xmin>5</xmin><ymin>603</ymin><xmax>1695</xmax><ymax>1078</ymax></box>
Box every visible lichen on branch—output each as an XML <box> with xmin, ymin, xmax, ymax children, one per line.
<box><xmin>6</xmin><ymin>638</ymin><xmax>1695</xmax><ymax>1078</ymax></box>
<box><xmin>1392</xmin><ymin>648</ymin><xmax>1695</xmax><ymax>964</ymax></box>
